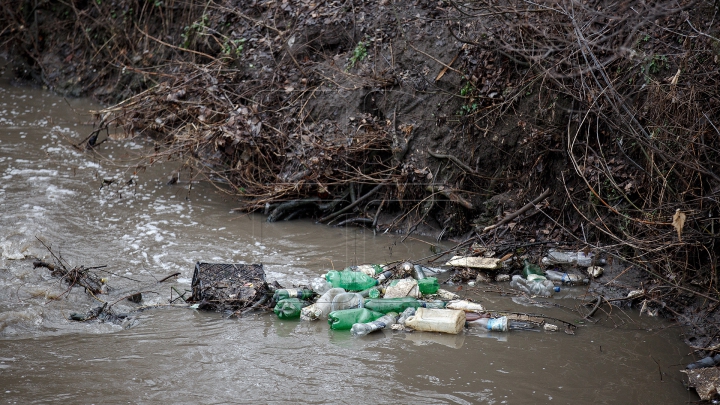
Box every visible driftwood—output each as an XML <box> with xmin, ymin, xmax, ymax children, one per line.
<box><xmin>33</xmin><ymin>259</ymin><xmax>105</xmax><ymax>295</ymax></box>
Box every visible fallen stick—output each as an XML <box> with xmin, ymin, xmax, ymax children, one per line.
<box><xmin>482</xmin><ymin>188</ymin><xmax>552</xmax><ymax>233</ymax></box>
<box><xmin>428</xmin><ymin>149</ymin><xmax>476</xmax><ymax>174</ymax></box>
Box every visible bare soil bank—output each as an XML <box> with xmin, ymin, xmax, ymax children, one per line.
<box><xmin>3</xmin><ymin>0</ymin><xmax>720</xmax><ymax>356</ymax></box>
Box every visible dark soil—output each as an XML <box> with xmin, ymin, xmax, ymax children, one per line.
<box><xmin>3</xmin><ymin>0</ymin><xmax>720</xmax><ymax>365</ymax></box>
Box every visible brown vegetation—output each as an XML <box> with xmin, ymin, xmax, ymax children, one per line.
<box><xmin>3</xmin><ymin>0</ymin><xmax>720</xmax><ymax>346</ymax></box>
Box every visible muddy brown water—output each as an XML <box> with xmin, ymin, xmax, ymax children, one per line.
<box><xmin>0</xmin><ymin>75</ymin><xmax>698</xmax><ymax>404</ymax></box>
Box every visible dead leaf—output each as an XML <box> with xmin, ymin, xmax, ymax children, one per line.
<box><xmin>672</xmin><ymin>209</ymin><xmax>686</xmax><ymax>241</ymax></box>
<box><xmin>499</xmin><ymin>253</ymin><xmax>513</xmax><ymax>262</ymax></box>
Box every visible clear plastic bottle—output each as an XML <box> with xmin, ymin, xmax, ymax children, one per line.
<box><xmin>412</xmin><ymin>264</ymin><xmax>426</xmax><ymax>280</ymax></box>
<box><xmin>544</xmin><ymin>269</ymin><xmax>589</xmax><ymax>285</ymax></box>
<box><xmin>542</xmin><ymin>249</ymin><xmax>603</xmax><ymax>267</ymax></box>
<box><xmin>345</xmin><ymin>264</ymin><xmax>385</xmax><ymax>277</ymax></box>
<box><xmin>420</xmin><ymin>300</ymin><xmax>447</xmax><ymax>309</ymax></box>
<box><xmin>467</xmin><ymin>316</ymin><xmax>509</xmax><ymax>332</ymax></box>
<box><xmin>331</xmin><ymin>292</ymin><xmax>365</xmax><ymax>311</ymax></box>
<box><xmin>510</xmin><ymin>275</ymin><xmax>558</xmax><ymax>297</ymax></box>
<box><xmin>397</xmin><ymin>307</ymin><xmax>416</xmax><ymax>326</ymax></box>
<box><xmin>311</xmin><ymin>277</ymin><xmax>333</xmax><ymax>294</ymax></box>
<box><xmin>350</xmin><ymin>312</ymin><xmax>399</xmax><ymax>336</ymax></box>
<box><xmin>301</xmin><ymin>287</ymin><xmax>345</xmax><ymax>320</ymax></box>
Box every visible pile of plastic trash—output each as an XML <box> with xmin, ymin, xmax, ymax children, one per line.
<box><xmin>270</xmin><ymin>261</ymin><xmax>570</xmax><ymax>336</ymax></box>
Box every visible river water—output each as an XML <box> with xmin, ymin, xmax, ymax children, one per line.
<box><xmin>0</xmin><ymin>74</ymin><xmax>698</xmax><ymax>404</ymax></box>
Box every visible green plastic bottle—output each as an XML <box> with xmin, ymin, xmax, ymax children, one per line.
<box><xmin>363</xmin><ymin>297</ymin><xmax>423</xmax><ymax>313</ymax></box>
<box><xmin>522</xmin><ymin>259</ymin><xmax>544</xmax><ymax>277</ymax></box>
<box><xmin>417</xmin><ymin>277</ymin><xmax>439</xmax><ymax>295</ymax></box>
<box><xmin>367</xmin><ymin>287</ymin><xmax>382</xmax><ymax>299</ymax></box>
<box><xmin>325</xmin><ymin>270</ymin><xmax>379</xmax><ymax>291</ymax></box>
<box><xmin>327</xmin><ymin>308</ymin><xmax>384</xmax><ymax>330</ymax></box>
<box><xmin>273</xmin><ymin>288</ymin><xmax>315</xmax><ymax>302</ymax></box>
<box><xmin>273</xmin><ymin>298</ymin><xmax>308</xmax><ymax>319</ymax></box>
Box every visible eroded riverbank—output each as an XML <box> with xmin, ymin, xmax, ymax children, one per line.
<box><xmin>0</xmin><ymin>70</ymin><xmax>701</xmax><ymax>403</ymax></box>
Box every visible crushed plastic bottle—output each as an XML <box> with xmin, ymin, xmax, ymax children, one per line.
<box><xmin>328</xmin><ymin>308</ymin><xmax>384</xmax><ymax>330</ymax></box>
<box><xmin>397</xmin><ymin>307</ymin><xmax>416</xmax><ymax>326</ymax></box>
<box><xmin>522</xmin><ymin>259</ymin><xmax>544</xmax><ymax>277</ymax></box>
<box><xmin>446</xmin><ymin>300</ymin><xmax>485</xmax><ymax>313</ymax></box>
<box><xmin>311</xmin><ymin>277</ymin><xmax>333</xmax><ymax>294</ymax></box>
<box><xmin>384</xmin><ymin>278</ymin><xmax>420</xmax><ymax>298</ymax></box>
<box><xmin>330</xmin><ymin>292</ymin><xmax>365</xmax><ymax>311</ymax></box>
<box><xmin>412</xmin><ymin>264</ymin><xmax>426</xmax><ymax>280</ymax></box>
<box><xmin>345</xmin><ymin>264</ymin><xmax>385</xmax><ymax>277</ymax></box>
<box><xmin>510</xmin><ymin>275</ymin><xmax>558</xmax><ymax>297</ymax></box>
<box><xmin>301</xmin><ymin>288</ymin><xmax>345</xmax><ymax>320</ymax></box>
<box><xmin>273</xmin><ymin>298</ymin><xmax>309</xmax><ymax>319</ymax></box>
<box><xmin>351</xmin><ymin>312</ymin><xmax>399</xmax><ymax>336</ymax></box>
<box><xmin>541</xmin><ymin>249</ymin><xmax>603</xmax><ymax>267</ymax></box>
<box><xmin>325</xmin><ymin>270</ymin><xmax>378</xmax><ymax>291</ymax></box>
<box><xmin>544</xmin><ymin>269</ymin><xmax>589</xmax><ymax>285</ymax></box>
<box><xmin>436</xmin><ymin>289</ymin><xmax>460</xmax><ymax>300</ymax></box>
<box><xmin>417</xmin><ymin>277</ymin><xmax>439</xmax><ymax>295</ymax></box>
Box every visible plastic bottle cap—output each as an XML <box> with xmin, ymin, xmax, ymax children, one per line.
<box><xmin>554</xmin><ymin>286</ymin><xmax>561</xmax><ymax>292</ymax></box>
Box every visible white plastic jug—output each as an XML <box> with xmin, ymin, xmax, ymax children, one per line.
<box><xmin>404</xmin><ymin>308</ymin><xmax>466</xmax><ymax>334</ymax></box>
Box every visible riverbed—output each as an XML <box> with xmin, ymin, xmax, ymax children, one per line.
<box><xmin>0</xmin><ymin>74</ymin><xmax>698</xmax><ymax>404</ymax></box>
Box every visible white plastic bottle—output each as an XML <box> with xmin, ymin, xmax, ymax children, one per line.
<box><xmin>300</xmin><ymin>287</ymin><xmax>345</xmax><ymax>320</ymax></box>
<box><xmin>510</xmin><ymin>275</ymin><xmax>558</xmax><ymax>297</ymax></box>
<box><xmin>351</xmin><ymin>312</ymin><xmax>399</xmax><ymax>336</ymax></box>
<box><xmin>330</xmin><ymin>292</ymin><xmax>365</xmax><ymax>311</ymax></box>
<box><xmin>545</xmin><ymin>269</ymin><xmax>589</xmax><ymax>285</ymax></box>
